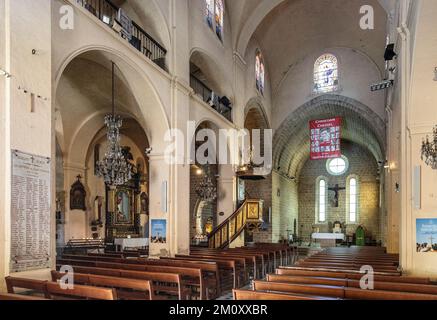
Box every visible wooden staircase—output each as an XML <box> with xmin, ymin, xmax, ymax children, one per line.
<box><xmin>208</xmin><ymin>199</ymin><xmax>264</xmax><ymax>249</ymax></box>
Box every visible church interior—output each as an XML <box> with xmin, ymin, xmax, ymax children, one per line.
<box><xmin>1</xmin><ymin>0</ymin><xmax>437</xmax><ymax>302</ymax></box>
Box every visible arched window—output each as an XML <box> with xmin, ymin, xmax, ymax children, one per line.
<box><xmin>255</xmin><ymin>50</ymin><xmax>265</xmax><ymax>95</ymax></box>
<box><xmin>316</xmin><ymin>177</ymin><xmax>328</xmax><ymax>223</ymax></box>
<box><xmin>347</xmin><ymin>176</ymin><xmax>359</xmax><ymax>223</ymax></box>
<box><xmin>205</xmin><ymin>0</ymin><xmax>224</xmax><ymax>41</ymax></box>
<box><xmin>205</xmin><ymin>0</ymin><xmax>214</xmax><ymax>29</ymax></box>
<box><xmin>215</xmin><ymin>0</ymin><xmax>224</xmax><ymax>40</ymax></box>
<box><xmin>314</xmin><ymin>54</ymin><xmax>339</xmax><ymax>93</ymax></box>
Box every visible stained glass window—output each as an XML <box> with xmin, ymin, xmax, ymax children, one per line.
<box><xmin>215</xmin><ymin>0</ymin><xmax>224</xmax><ymax>40</ymax></box>
<box><xmin>314</xmin><ymin>54</ymin><xmax>339</xmax><ymax>93</ymax></box>
<box><xmin>255</xmin><ymin>50</ymin><xmax>265</xmax><ymax>95</ymax></box>
<box><xmin>205</xmin><ymin>0</ymin><xmax>214</xmax><ymax>29</ymax></box>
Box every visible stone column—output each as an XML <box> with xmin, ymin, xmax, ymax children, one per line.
<box><xmin>232</xmin><ymin>52</ymin><xmax>248</xmax><ymax>128</ymax></box>
<box><xmin>216</xmin><ymin>164</ymin><xmax>236</xmax><ymax>225</ymax></box>
<box><xmin>147</xmin><ymin>153</ymin><xmax>171</xmax><ymax>257</ymax></box>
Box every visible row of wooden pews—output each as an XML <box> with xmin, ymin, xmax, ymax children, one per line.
<box><xmin>4</xmin><ymin>276</ymin><xmax>118</xmax><ymax>300</ymax></box>
<box><xmin>1</xmin><ymin>244</ymin><xmax>295</xmax><ymax>300</ymax></box>
<box><xmin>234</xmin><ymin>247</ymin><xmax>437</xmax><ymax>300</ymax></box>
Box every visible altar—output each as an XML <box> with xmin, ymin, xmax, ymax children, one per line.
<box><xmin>311</xmin><ymin>233</ymin><xmax>345</xmax><ymax>248</ymax></box>
<box><xmin>114</xmin><ymin>238</ymin><xmax>149</xmax><ymax>251</ymax></box>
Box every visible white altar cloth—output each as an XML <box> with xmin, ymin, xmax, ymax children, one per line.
<box><xmin>114</xmin><ymin>238</ymin><xmax>149</xmax><ymax>251</ymax></box>
<box><xmin>311</xmin><ymin>233</ymin><xmax>345</xmax><ymax>240</ymax></box>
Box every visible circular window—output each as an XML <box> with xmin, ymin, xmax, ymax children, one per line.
<box><xmin>326</xmin><ymin>156</ymin><xmax>348</xmax><ymax>176</ymax></box>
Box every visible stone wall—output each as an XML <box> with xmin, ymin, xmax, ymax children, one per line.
<box><xmin>272</xmin><ymin>172</ymin><xmax>299</xmax><ymax>243</ymax></box>
<box><xmin>298</xmin><ymin>141</ymin><xmax>381</xmax><ymax>243</ymax></box>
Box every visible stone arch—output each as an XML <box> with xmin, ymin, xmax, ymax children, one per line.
<box><xmin>273</xmin><ymin>95</ymin><xmax>386</xmax><ymax>179</ymax></box>
<box><xmin>244</xmin><ymin>97</ymin><xmax>270</xmax><ymax>129</ymax></box>
<box><xmin>55</xmin><ymin>48</ymin><xmax>170</xmax><ymax>161</ymax></box>
<box><xmin>190</xmin><ymin>48</ymin><xmax>234</xmax><ymax>99</ymax></box>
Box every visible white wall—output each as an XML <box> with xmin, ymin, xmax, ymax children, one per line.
<box><xmin>0</xmin><ymin>0</ymin><xmax>54</xmax><ymax>289</ymax></box>
<box><xmin>273</xmin><ymin>47</ymin><xmax>385</xmax><ymax>130</ymax></box>
<box><xmin>397</xmin><ymin>0</ymin><xmax>437</xmax><ymax>276</ymax></box>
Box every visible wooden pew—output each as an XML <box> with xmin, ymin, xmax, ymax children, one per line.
<box><xmin>57</xmin><ymin>265</ymin><xmax>184</xmax><ymax>300</ymax></box>
<box><xmin>188</xmin><ymin>251</ymin><xmax>259</xmax><ymax>280</ymax></box>
<box><xmin>46</xmin><ymin>282</ymin><xmax>116</xmax><ymax>300</ymax></box>
<box><xmin>5</xmin><ymin>277</ymin><xmax>50</xmax><ymax>298</ymax></box>
<box><xmin>278</xmin><ymin>266</ymin><xmax>401</xmax><ymax>277</ymax></box>
<box><xmin>57</xmin><ymin>258</ymin><xmax>205</xmax><ymax>300</ymax></box>
<box><xmin>51</xmin><ymin>271</ymin><xmax>155</xmax><ymax>300</ymax></box>
<box><xmin>192</xmin><ymin>247</ymin><xmax>268</xmax><ymax>276</ymax></box>
<box><xmin>267</xmin><ymin>274</ymin><xmax>348</xmax><ymax>287</ymax></box>
<box><xmin>344</xmin><ymin>287</ymin><xmax>437</xmax><ymax>300</ymax></box>
<box><xmin>233</xmin><ymin>289</ymin><xmax>338</xmax><ymax>300</ymax></box>
<box><xmin>174</xmin><ymin>255</ymin><xmax>243</xmax><ymax>289</ymax></box>
<box><xmin>5</xmin><ymin>276</ymin><xmax>117</xmax><ymax>300</ymax></box>
<box><xmin>0</xmin><ymin>293</ymin><xmax>49</xmax><ymax>300</ymax></box>
<box><xmin>61</xmin><ymin>254</ymin><xmax>220</xmax><ymax>299</ymax></box>
<box><xmin>269</xmin><ymin>273</ymin><xmax>422</xmax><ymax>288</ymax></box>
<box><xmin>253</xmin><ymin>280</ymin><xmax>437</xmax><ymax>300</ymax></box>
<box><xmin>254</xmin><ymin>280</ymin><xmax>345</xmax><ymax>298</ymax></box>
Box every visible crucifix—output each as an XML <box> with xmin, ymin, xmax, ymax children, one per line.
<box><xmin>328</xmin><ymin>184</ymin><xmax>346</xmax><ymax>207</ymax></box>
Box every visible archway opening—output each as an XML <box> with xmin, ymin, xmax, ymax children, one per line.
<box><xmin>272</xmin><ymin>96</ymin><xmax>386</xmax><ymax>246</ymax></box>
<box><xmin>55</xmin><ymin>50</ymin><xmax>160</xmax><ymax>251</ymax></box>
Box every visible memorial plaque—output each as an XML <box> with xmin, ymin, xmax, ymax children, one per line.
<box><xmin>10</xmin><ymin>150</ymin><xmax>51</xmax><ymax>272</ymax></box>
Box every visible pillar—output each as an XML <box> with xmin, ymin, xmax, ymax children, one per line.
<box><xmin>0</xmin><ymin>0</ymin><xmax>53</xmax><ymax>291</ymax></box>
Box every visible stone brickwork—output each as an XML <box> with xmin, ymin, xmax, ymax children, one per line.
<box><xmin>272</xmin><ymin>172</ymin><xmax>299</xmax><ymax>242</ymax></box>
<box><xmin>298</xmin><ymin>141</ymin><xmax>381</xmax><ymax>243</ymax></box>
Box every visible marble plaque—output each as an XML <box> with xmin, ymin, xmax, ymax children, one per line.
<box><xmin>10</xmin><ymin>150</ymin><xmax>51</xmax><ymax>272</ymax></box>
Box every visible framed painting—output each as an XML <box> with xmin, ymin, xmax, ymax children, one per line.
<box><xmin>109</xmin><ymin>187</ymin><xmax>134</xmax><ymax>226</ymax></box>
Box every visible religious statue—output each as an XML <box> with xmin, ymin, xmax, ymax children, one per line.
<box><xmin>115</xmin><ymin>190</ymin><xmax>130</xmax><ymax>223</ymax></box>
<box><xmin>328</xmin><ymin>184</ymin><xmax>345</xmax><ymax>207</ymax></box>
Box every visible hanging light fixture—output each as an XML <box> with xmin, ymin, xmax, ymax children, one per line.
<box><xmin>421</xmin><ymin>126</ymin><xmax>437</xmax><ymax>170</ymax></box>
<box><xmin>195</xmin><ymin>166</ymin><xmax>217</xmax><ymax>203</ymax></box>
<box><xmin>96</xmin><ymin>62</ymin><xmax>132</xmax><ymax>187</ymax></box>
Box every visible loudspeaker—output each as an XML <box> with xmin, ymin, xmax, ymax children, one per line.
<box><xmin>384</xmin><ymin>44</ymin><xmax>397</xmax><ymax>61</ymax></box>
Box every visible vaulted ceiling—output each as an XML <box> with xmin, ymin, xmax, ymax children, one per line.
<box><xmin>228</xmin><ymin>0</ymin><xmax>388</xmax><ymax>93</ymax></box>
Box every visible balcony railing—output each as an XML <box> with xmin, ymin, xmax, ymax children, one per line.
<box><xmin>190</xmin><ymin>75</ymin><xmax>233</xmax><ymax>122</ymax></box>
<box><xmin>76</xmin><ymin>0</ymin><xmax>167</xmax><ymax>70</ymax></box>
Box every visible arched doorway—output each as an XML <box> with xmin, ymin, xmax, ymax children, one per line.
<box><xmin>242</xmin><ymin>101</ymin><xmax>271</xmax><ymax>243</ymax></box>
<box><xmin>54</xmin><ymin>50</ymin><xmax>164</xmax><ymax>249</ymax></box>
<box><xmin>190</xmin><ymin>121</ymin><xmax>220</xmax><ymax>246</ymax></box>
<box><xmin>272</xmin><ymin>95</ymin><xmax>386</xmax><ymax>246</ymax></box>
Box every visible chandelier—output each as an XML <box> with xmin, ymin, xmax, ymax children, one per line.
<box><xmin>96</xmin><ymin>62</ymin><xmax>132</xmax><ymax>187</ymax></box>
<box><xmin>421</xmin><ymin>126</ymin><xmax>437</xmax><ymax>170</ymax></box>
<box><xmin>195</xmin><ymin>166</ymin><xmax>217</xmax><ymax>203</ymax></box>
<box><xmin>236</xmin><ymin>145</ymin><xmax>267</xmax><ymax>180</ymax></box>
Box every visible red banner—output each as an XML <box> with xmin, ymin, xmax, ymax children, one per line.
<box><xmin>310</xmin><ymin>118</ymin><xmax>341</xmax><ymax>160</ymax></box>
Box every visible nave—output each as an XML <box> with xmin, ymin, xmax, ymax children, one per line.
<box><xmin>2</xmin><ymin>0</ymin><xmax>437</xmax><ymax>305</ymax></box>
